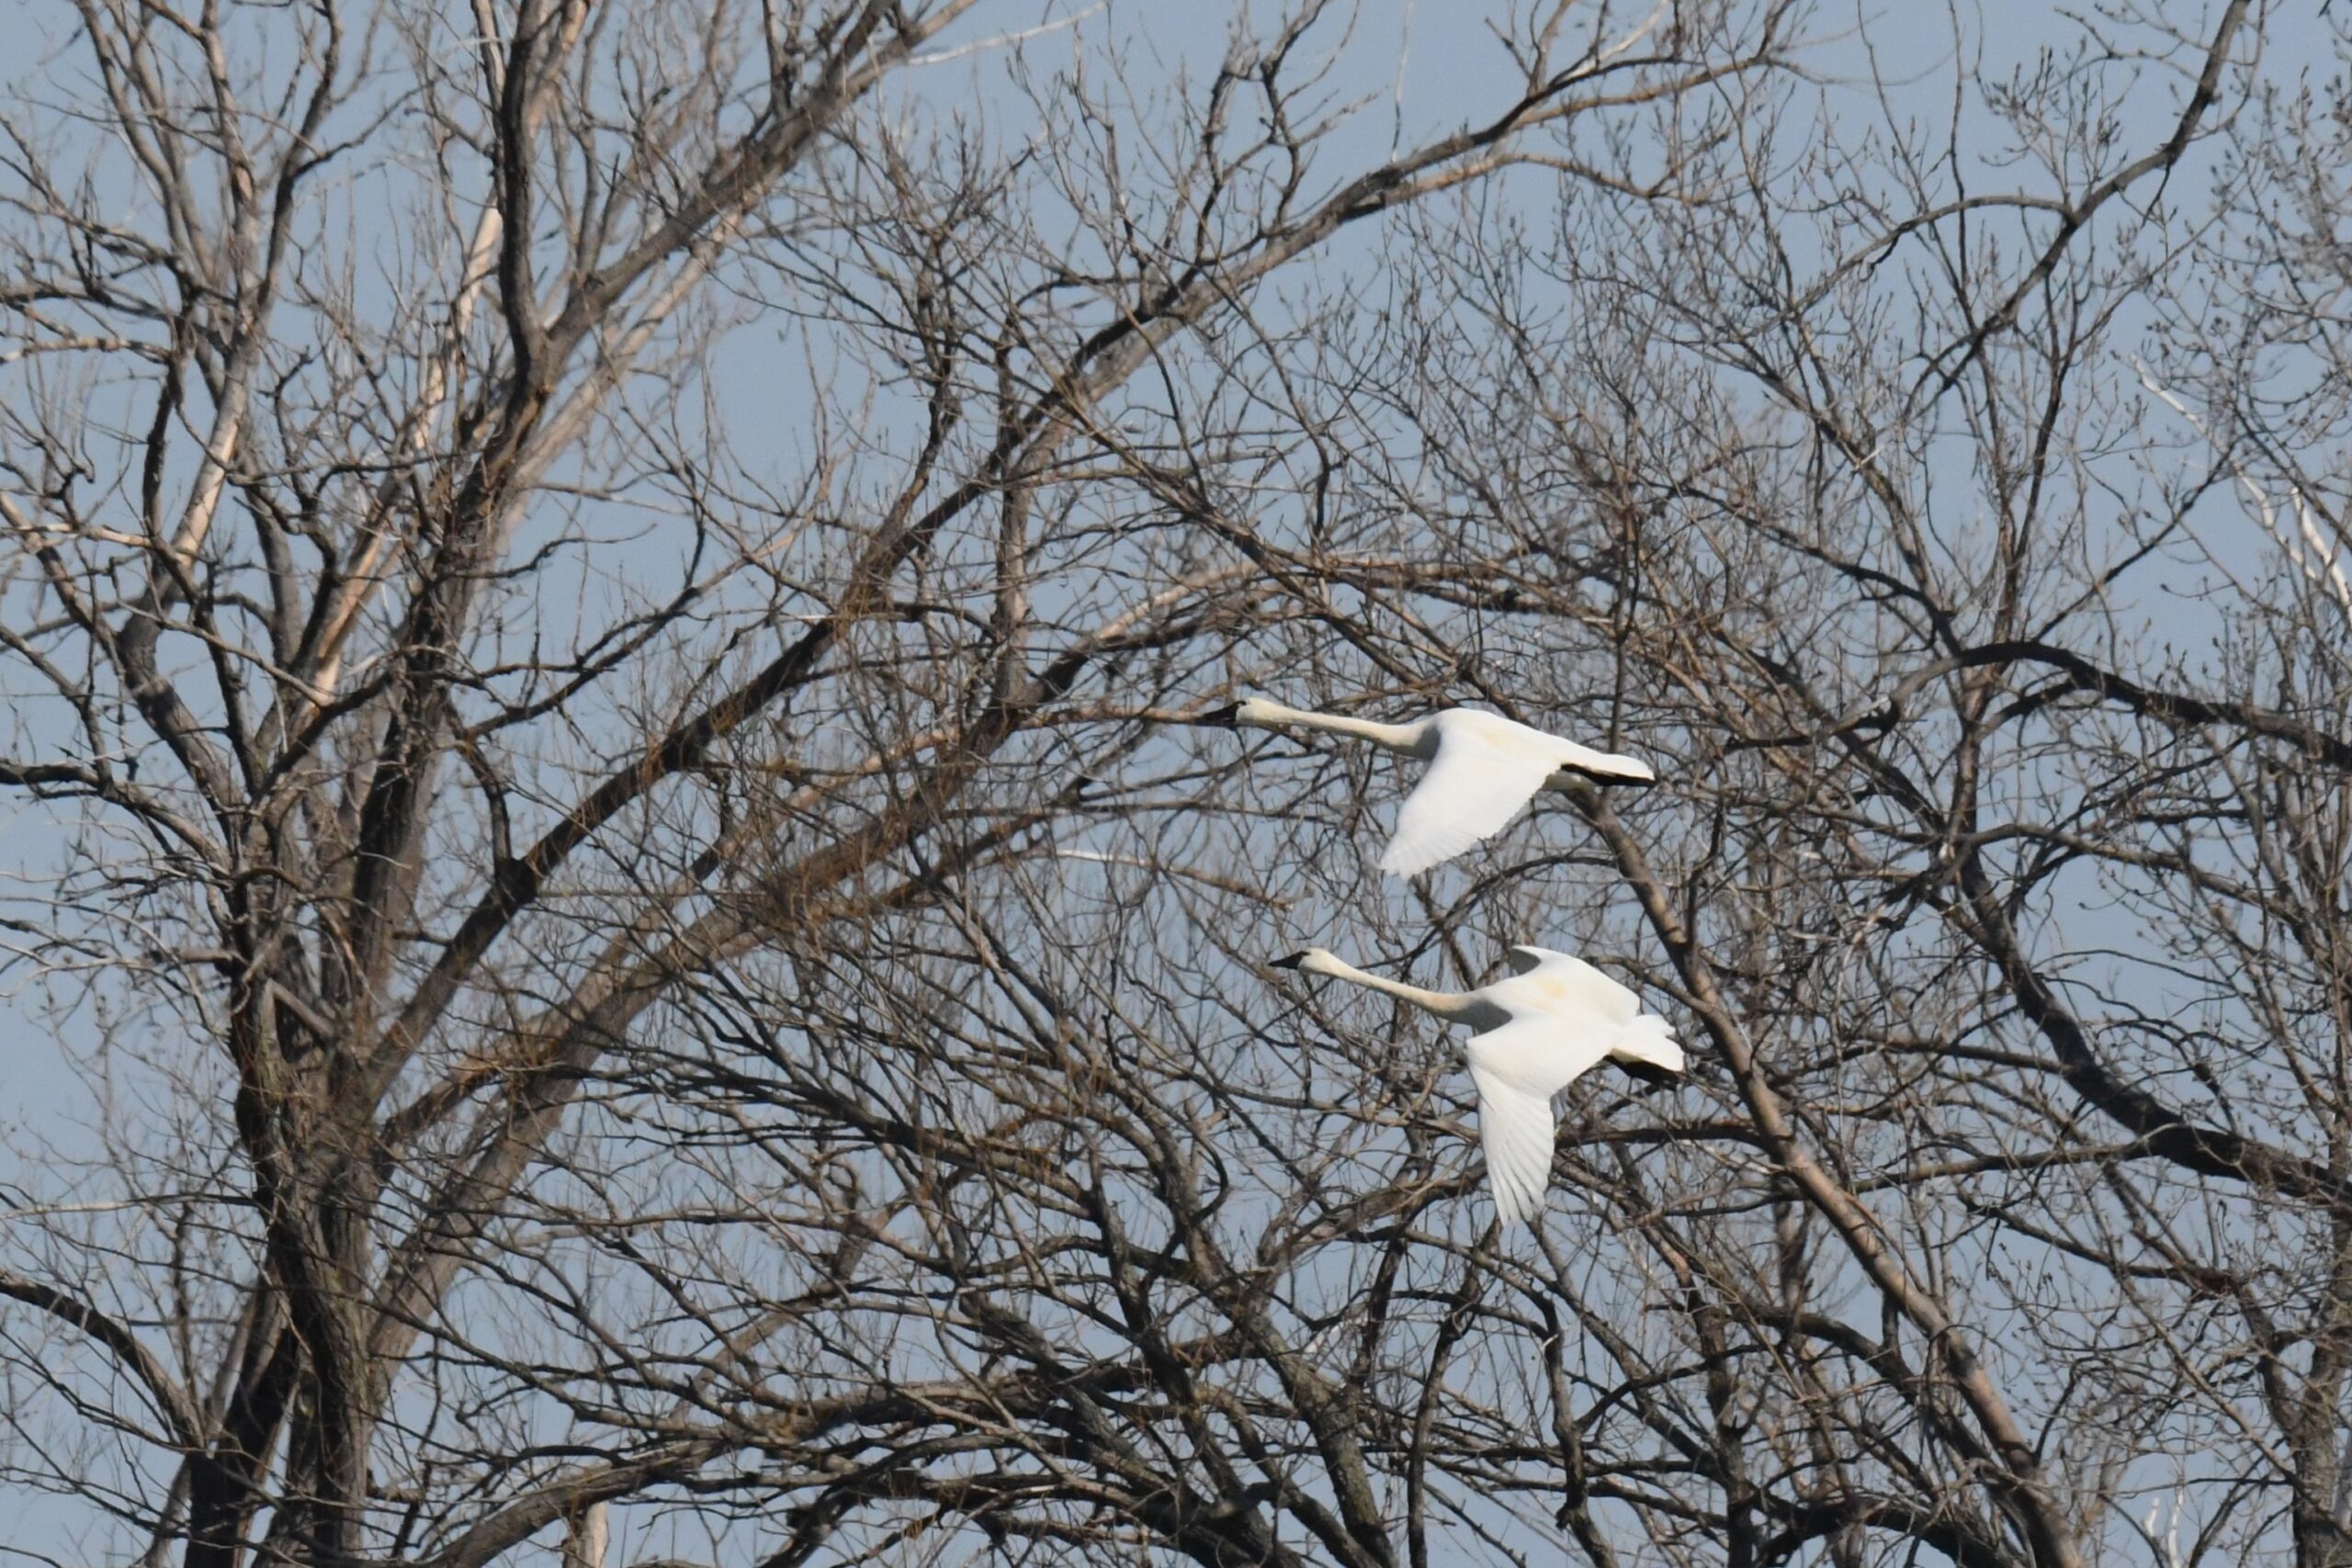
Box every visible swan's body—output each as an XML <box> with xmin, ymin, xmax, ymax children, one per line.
<box><xmin>1271</xmin><ymin>944</ymin><xmax>1683</xmax><ymax>1227</ymax></box>
<box><xmin>1202</xmin><ymin>699</ymin><xmax>1652</xmax><ymax>875</ymax></box>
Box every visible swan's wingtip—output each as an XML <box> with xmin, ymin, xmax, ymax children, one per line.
<box><xmin>1491</xmin><ymin>1193</ymin><xmax>1536</xmax><ymax>1229</ymax></box>
<box><xmin>1377</xmin><ymin>844</ymin><xmax>1436</xmax><ymax>877</ymax></box>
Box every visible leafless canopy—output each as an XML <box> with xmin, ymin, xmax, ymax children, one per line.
<box><xmin>4</xmin><ymin>2</ymin><xmax>2348</xmax><ymax>1567</ymax></box>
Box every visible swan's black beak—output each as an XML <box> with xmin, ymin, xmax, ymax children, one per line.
<box><xmin>1192</xmin><ymin>702</ymin><xmax>1244</xmax><ymax>728</ymax></box>
<box><xmin>1268</xmin><ymin>951</ymin><xmax>1309</xmax><ymax>971</ymax></box>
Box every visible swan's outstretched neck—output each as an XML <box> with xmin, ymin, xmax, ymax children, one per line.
<box><xmin>1234</xmin><ymin>699</ymin><xmax>1424</xmax><ymax>754</ymax></box>
<box><xmin>1272</xmin><ymin>948</ymin><xmax>1474</xmax><ymax>1018</ymax></box>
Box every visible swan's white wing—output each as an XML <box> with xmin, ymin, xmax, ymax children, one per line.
<box><xmin>1464</xmin><ymin>1014</ymin><xmax>1613</xmax><ymax>1227</ymax></box>
<box><xmin>1466</xmin><ymin>1063</ymin><xmax>1558</xmax><ymax>1228</ymax></box>
<box><xmin>1470</xmin><ymin>1011</ymin><xmax>1615</xmax><ymax>1099</ymax></box>
<box><xmin>1378</xmin><ymin>734</ymin><xmax>1563</xmax><ymax>876</ymax></box>
<box><xmin>1505</xmin><ymin>947</ymin><xmax>1642</xmax><ymax>1024</ymax></box>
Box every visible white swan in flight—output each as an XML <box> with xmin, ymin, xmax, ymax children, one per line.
<box><xmin>1270</xmin><ymin>943</ymin><xmax>1683</xmax><ymax>1227</ymax></box>
<box><xmin>1199</xmin><ymin>698</ymin><xmax>1653</xmax><ymax>875</ymax></box>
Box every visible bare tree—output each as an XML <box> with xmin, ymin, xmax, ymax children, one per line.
<box><xmin>1255</xmin><ymin>1</ymin><xmax>2352</xmax><ymax>1563</ymax></box>
<box><xmin>0</xmin><ymin>2</ymin><xmax>1805</xmax><ymax>1565</ymax></box>
<box><xmin>20</xmin><ymin>1</ymin><xmax>2352</xmax><ymax>1566</ymax></box>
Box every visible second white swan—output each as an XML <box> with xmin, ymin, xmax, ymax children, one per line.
<box><xmin>1270</xmin><ymin>943</ymin><xmax>1683</xmax><ymax>1227</ymax></box>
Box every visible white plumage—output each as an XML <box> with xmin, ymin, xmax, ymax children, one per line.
<box><xmin>1270</xmin><ymin>943</ymin><xmax>1684</xmax><ymax>1227</ymax></box>
<box><xmin>1199</xmin><ymin>699</ymin><xmax>1653</xmax><ymax>875</ymax></box>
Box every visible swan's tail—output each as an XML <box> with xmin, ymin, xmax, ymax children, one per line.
<box><xmin>1608</xmin><ymin>1015</ymin><xmax>1685</xmax><ymax>1075</ymax></box>
<box><xmin>1550</xmin><ymin>739</ymin><xmax>1657</xmax><ymax>786</ymax></box>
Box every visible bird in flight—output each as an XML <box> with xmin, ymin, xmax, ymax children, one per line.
<box><xmin>1270</xmin><ymin>942</ymin><xmax>1683</xmax><ymax>1227</ymax></box>
<box><xmin>1198</xmin><ymin>698</ymin><xmax>1653</xmax><ymax>875</ymax></box>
